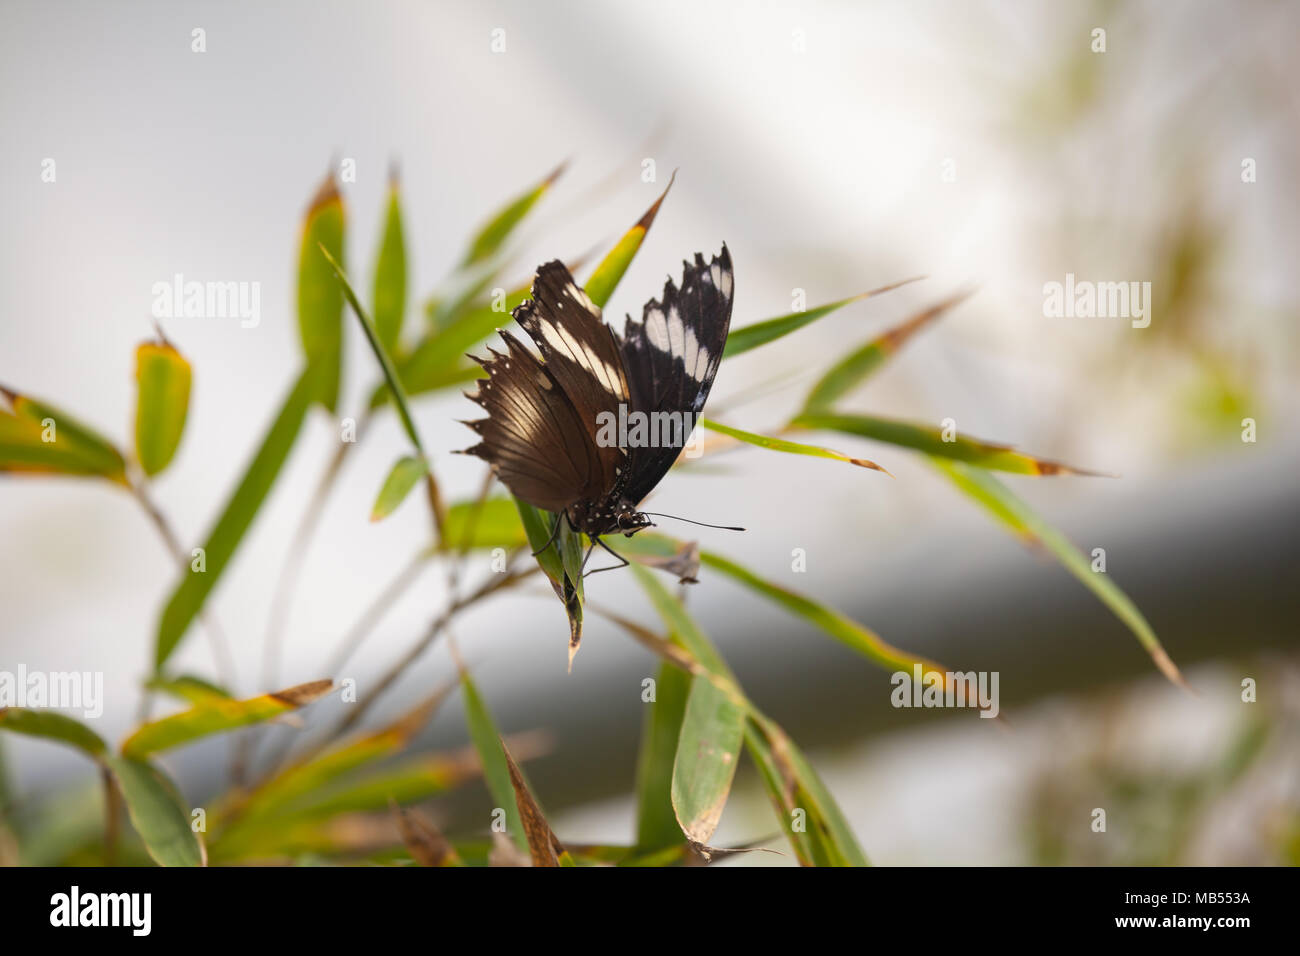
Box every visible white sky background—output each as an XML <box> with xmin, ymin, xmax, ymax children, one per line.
<box><xmin>1</xmin><ymin>0</ymin><xmax>1296</xmax><ymax>852</ymax></box>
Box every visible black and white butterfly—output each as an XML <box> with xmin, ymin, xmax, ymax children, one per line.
<box><xmin>460</xmin><ymin>245</ymin><xmax>736</xmax><ymax>570</ymax></box>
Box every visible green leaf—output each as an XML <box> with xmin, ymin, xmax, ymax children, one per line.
<box><xmin>459</xmin><ymin>666</ymin><xmax>526</xmax><ymax>852</ymax></box>
<box><xmin>436</xmin><ymin>496</ymin><xmax>529</xmax><ymax>551</ymax></box>
<box><xmin>0</xmin><ymin>388</ymin><xmax>128</xmax><ymax>483</ymax></box>
<box><xmin>672</xmin><ymin>672</ymin><xmax>745</xmax><ymax>846</ymax></box>
<box><xmin>930</xmin><ymin>458</ymin><xmax>1185</xmax><ymax>687</ymax></box>
<box><xmin>297</xmin><ymin>175</ymin><xmax>346</xmax><ymax>411</ymax></box>
<box><xmin>800</xmin><ymin>288</ymin><xmax>974</xmax><ymax>414</ymax></box>
<box><xmin>319</xmin><ymin>244</ymin><xmax>423</xmax><ymax>453</ymax></box>
<box><xmin>154</xmin><ymin>366</ymin><xmax>316</xmax><ymax>671</ymax></box>
<box><xmin>0</xmin><ymin>708</ymin><xmax>107</xmax><ymax>758</ymax></box>
<box><xmin>583</xmin><ymin>172</ymin><xmax>675</xmax><ymax>309</ymax></box>
<box><xmin>105</xmin><ymin>756</ymin><xmax>203</xmax><ymax>866</ymax></box>
<box><xmin>699</xmin><ymin>417</ymin><xmax>889</xmax><ymax>475</ymax></box>
<box><xmin>462</xmin><ymin>162</ymin><xmax>564</xmax><ymax>268</ymax></box>
<box><xmin>514</xmin><ymin>499</ymin><xmax>584</xmax><ymax>663</ymax></box>
<box><xmin>634</xmin><ymin>660</ymin><xmax>690</xmax><ymax>852</ymax></box>
<box><xmin>744</xmin><ymin>721</ymin><xmax>868</xmax><ymax>866</ymax></box>
<box><xmin>133</xmin><ymin>339</ymin><xmax>192</xmax><ymax>476</ymax></box>
<box><xmin>122</xmin><ymin>680</ymin><xmax>333</xmax><ymax>759</ymax></box>
<box><xmin>144</xmin><ymin>674</ymin><xmax>231</xmax><ymax>706</ymax></box>
<box><xmin>370</xmin><ymin>455</ymin><xmax>428</xmax><ymax>522</ymax></box>
<box><xmin>791</xmin><ymin>412</ymin><xmax>1103</xmax><ymax>476</ymax></box>
<box><xmin>372</xmin><ymin>174</ymin><xmax>408</xmax><ymax>353</ymax></box>
<box><xmin>699</xmin><ymin>550</ymin><xmax>951</xmax><ymax>679</ymax></box>
<box><xmin>722</xmin><ymin>276</ymin><xmax>923</xmax><ymax>360</ymax></box>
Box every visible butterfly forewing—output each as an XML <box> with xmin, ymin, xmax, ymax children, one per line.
<box><xmin>617</xmin><ymin>245</ymin><xmax>734</xmax><ymax>505</ymax></box>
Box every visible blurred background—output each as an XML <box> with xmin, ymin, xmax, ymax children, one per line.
<box><xmin>1</xmin><ymin>0</ymin><xmax>1297</xmax><ymax>864</ymax></box>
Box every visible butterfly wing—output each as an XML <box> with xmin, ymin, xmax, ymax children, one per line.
<box><xmin>617</xmin><ymin>245</ymin><xmax>734</xmax><ymax>505</ymax></box>
<box><xmin>512</xmin><ymin>261</ymin><xmax>632</xmax><ymax>498</ymax></box>
<box><xmin>460</xmin><ymin>330</ymin><xmax>602</xmax><ymax>513</ymax></box>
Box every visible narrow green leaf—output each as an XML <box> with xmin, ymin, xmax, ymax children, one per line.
<box><xmin>634</xmin><ymin>660</ymin><xmax>691</xmax><ymax>852</ymax></box>
<box><xmin>930</xmin><ymin>458</ymin><xmax>1185</xmax><ymax>687</ymax></box>
<box><xmin>436</xmin><ymin>496</ymin><xmax>530</xmax><ymax>551</ymax></box>
<box><xmin>0</xmin><ymin>708</ymin><xmax>107</xmax><ymax>758</ymax></box>
<box><xmin>154</xmin><ymin>366</ymin><xmax>316</xmax><ymax>671</ymax></box>
<box><xmin>370</xmin><ymin>455</ymin><xmax>428</xmax><ymax>522</ymax></box>
<box><xmin>122</xmin><ymin>680</ymin><xmax>333</xmax><ymax>759</ymax></box>
<box><xmin>700</xmin><ymin>417</ymin><xmax>889</xmax><ymax>475</ymax></box>
<box><xmin>0</xmin><ymin>388</ymin><xmax>128</xmax><ymax>483</ymax></box>
<box><xmin>722</xmin><ymin>276</ymin><xmax>923</xmax><ymax>360</ymax></box>
<box><xmin>801</xmin><ymin>288</ymin><xmax>974</xmax><ymax>414</ymax></box>
<box><xmin>699</xmin><ymin>550</ymin><xmax>952</xmax><ymax>679</ymax></box>
<box><xmin>319</xmin><ymin>244</ymin><xmax>424</xmax><ymax>454</ymax></box>
<box><xmin>791</xmin><ymin>412</ymin><xmax>1104</xmax><ymax>476</ymax></box>
<box><xmin>462</xmin><ymin>162</ymin><xmax>564</xmax><ymax>268</ymax></box>
<box><xmin>459</xmin><ymin>667</ymin><xmax>527</xmax><ymax>852</ymax></box>
<box><xmin>584</xmin><ymin>171</ymin><xmax>675</xmax><ymax>310</ymax></box>
<box><xmin>133</xmin><ymin>339</ymin><xmax>192</xmax><ymax>476</ymax></box>
<box><xmin>297</xmin><ymin>175</ymin><xmax>347</xmax><ymax>411</ymax></box>
<box><xmin>514</xmin><ymin>499</ymin><xmax>584</xmax><ymax>662</ymax></box>
<box><xmin>372</xmin><ymin>174</ymin><xmax>408</xmax><ymax>353</ymax></box>
<box><xmin>672</xmin><ymin>672</ymin><xmax>745</xmax><ymax>846</ymax></box>
<box><xmin>105</xmin><ymin>756</ymin><xmax>203</xmax><ymax>866</ymax></box>
<box><xmin>144</xmin><ymin>674</ymin><xmax>231</xmax><ymax>706</ymax></box>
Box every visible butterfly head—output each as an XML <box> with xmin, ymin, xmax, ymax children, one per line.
<box><xmin>567</xmin><ymin>498</ymin><xmax>654</xmax><ymax>538</ymax></box>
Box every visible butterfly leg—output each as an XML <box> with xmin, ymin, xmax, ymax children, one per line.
<box><xmin>583</xmin><ymin>535</ymin><xmax>630</xmax><ymax>577</ymax></box>
<box><xmin>531</xmin><ymin>511</ymin><xmax>564</xmax><ymax>558</ymax></box>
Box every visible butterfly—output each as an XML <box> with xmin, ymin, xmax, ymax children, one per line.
<box><xmin>460</xmin><ymin>245</ymin><xmax>737</xmax><ymax>572</ymax></box>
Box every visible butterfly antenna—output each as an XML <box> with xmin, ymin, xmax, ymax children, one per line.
<box><xmin>641</xmin><ymin>512</ymin><xmax>746</xmax><ymax>532</ymax></box>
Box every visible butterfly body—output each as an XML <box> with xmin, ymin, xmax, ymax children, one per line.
<box><xmin>461</xmin><ymin>245</ymin><xmax>734</xmax><ymax>552</ymax></box>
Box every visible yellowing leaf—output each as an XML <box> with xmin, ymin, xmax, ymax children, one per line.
<box><xmin>583</xmin><ymin>171</ymin><xmax>674</xmax><ymax>309</ymax></box>
<box><xmin>297</xmin><ymin>174</ymin><xmax>346</xmax><ymax>411</ymax></box>
<box><xmin>134</xmin><ymin>339</ymin><xmax>192</xmax><ymax>476</ymax></box>
<box><xmin>0</xmin><ymin>387</ymin><xmax>127</xmax><ymax>483</ymax></box>
<box><xmin>699</xmin><ymin>417</ymin><xmax>889</xmax><ymax>474</ymax></box>
<box><xmin>122</xmin><ymin>680</ymin><xmax>333</xmax><ymax>758</ymax></box>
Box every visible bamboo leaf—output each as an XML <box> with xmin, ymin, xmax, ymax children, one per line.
<box><xmin>436</xmin><ymin>496</ymin><xmax>529</xmax><ymax>551</ymax></box>
<box><xmin>319</xmin><ymin>244</ymin><xmax>423</xmax><ymax>453</ymax></box>
<box><xmin>133</xmin><ymin>338</ymin><xmax>192</xmax><ymax>476</ymax></box>
<box><xmin>514</xmin><ymin>499</ymin><xmax>584</xmax><ymax>663</ymax></box>
<box><xmin>672</xmin><ymin>672</ymin><xmax>745</xmax><ymax>847</ymax></box>
<box><xmin>393</xmin><ymin>804</ymin><xmax>461</xmax><ymax>866</ymax></box>
<box><xmin>791</xmin><ymin>412</ymin><xmax>1104</xmax><ymax>476</ymax></box>
<box><xmin>699</xmin><ymin>417</ymin><xmax>889</xmax><ymax>474</ymax></box>
<box><xmin>0</xmin><ymin>708</ymin><xmax>107</xmax><ymax>758</ymax></box>
<box><xmin>370</xmin><ymin>455</ymin><xmax>428</xmax><ymax>522</ymax></box>
<box><xmin>0</xmin><ymin>387</ymin><xmax>128</xmax><ymax>483</ymax></box>
<box><xmin>699</xmin><ymin>550</ymin><xmax>952</xmax><ymax>679</ymax></box>
<box><xmin>122</xmin><ymin>680</ymin><xmax>333</xmax><ymax>759</ymax></box>
<box><xmin>372</xmin><ymin>173</ymin><xmax>408</xmax><ymax>353</ymax></box>
<box><xmin>459</xmin><ymin>665</ymin><xmax>527</xmax><ymax>852</ymax></box>
<box><xmin>462</xmin><ymin>162</ymin><xmax>565</xmax><ymax>268</ymax></box>
<box><xmin>930</xmin><ymin>458</ymin><xmax>1185</xmax><ymax>687</ymax></box>
<box><xmin>722</xmin><ymin>276</ymin><xmax>922</xmax><ymax>360</ymax></box>
<box><xmin>501</xmin><ymin>735</ymin><xmax>562</xmax><ymax>867</ymax></box>
<box><xmin>144</xmin><ymin>674</ymin><xmax>231</xmax><ymax>706</ymax></box>
<box><xmin>801</xmin><ymin>288</ymin><xmax>974</xmax><ymax>414</ymax></box>
<box><xmin>583</xmin><ymin>171</ymin><xmax>675</xmax><ymax>309</ymax></box>
<box><xmin>154</xmin><ymin>365</ymin><xmax>316</xmax><ymax>671</ymax></box>
<box><xmin>634</xmin><ymin>660</ymin><xmax>691</xmax><ymax>852</ymax></box>
<box><xmin>105</xmin><ymin>756</ymin><xmax>204</xmax><ymax>867</ymax></box>
<box><xmin>297</xmin><ymin>174</ymin><xmax>347</xmax><ymax>411</ymax></box>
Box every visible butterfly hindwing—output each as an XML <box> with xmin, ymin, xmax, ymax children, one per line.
<box><xmin>461</xmin><ymin>330</ymin><xmax>602</xmax><ymax>513</ymax></box>
<box><xmin>512</xmin><ymin>261</ymin><xmax>632</xmax><ymax>499</ymax></box>
<box><xmin>617</xmin><ymin>245</ymin><xmax>734</xmax><ymax>505</ymax></box>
